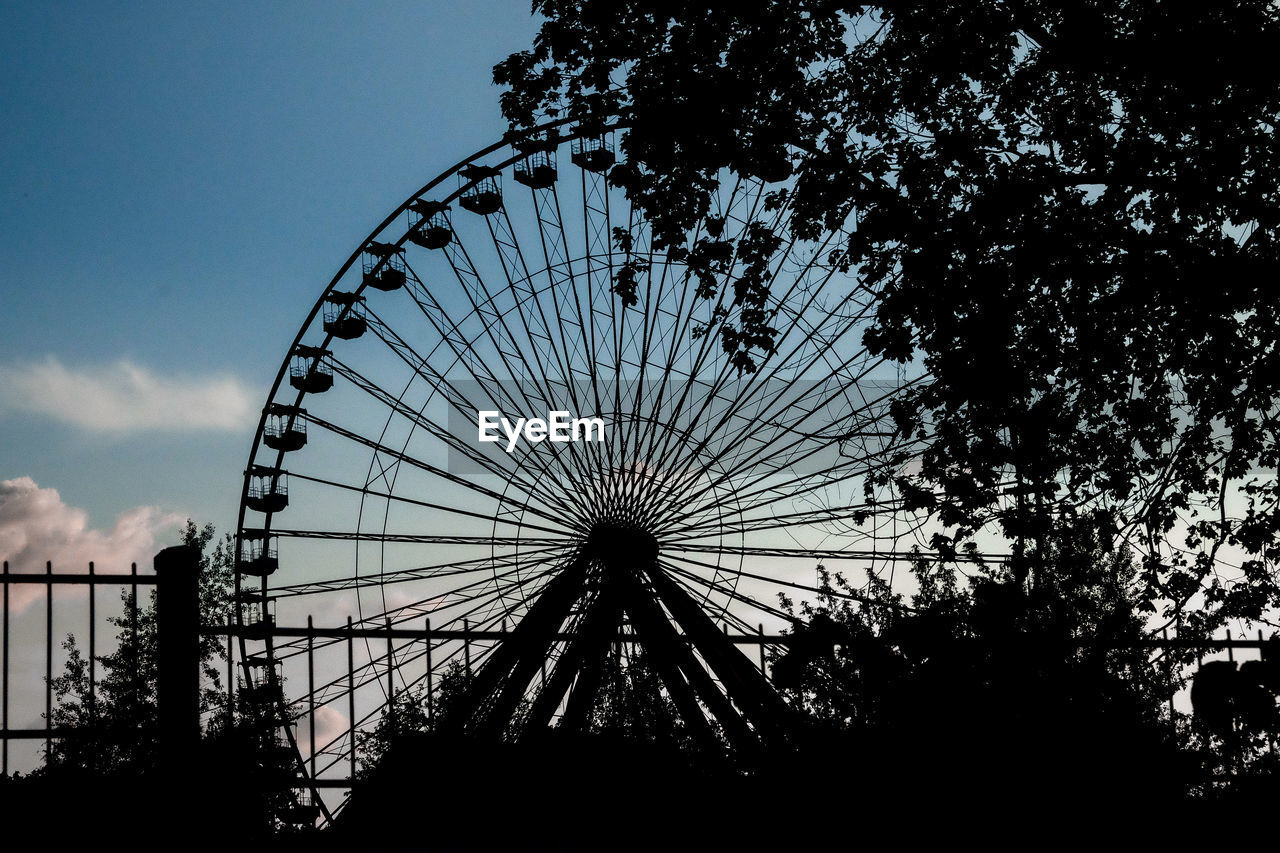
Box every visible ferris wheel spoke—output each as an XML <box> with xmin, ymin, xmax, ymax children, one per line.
<box><xmin>428</xmin><ymin>224</ymin><xmax>608</xmax><ymax>498</ymax></box>
<box><xmin>657</xmin><ymin>559</ymin><xmax>791</xmax><ymax>622</ymax></box>
<box><xmin>693</xmin><ymin>431</ymin><xmax>929</xmax><ymax>526</ymax></box>
<box><xmin>359</xmin><ymin>297</ymin><xmax>593</xmax><ymax>501</ymax></box>
<box><xmin>653</xmin><ymin>380</ymin><xmax>923</xmax><ymax>528</ymax></box>
<box><xmin>269</xmin><ymin>529</ymin><xmax>576</xmax><ymax>547</ymax></box>
<box><xmin>395</xmin><ymin>256</ymin><xmax>534</xmax><ymax>400</ymax></box>
<box><xmin>361</xmin><ymin>298</ymin><xmax>517</xmax><ymax>419</ymax></box>
<box><xmin>272</xmin><ymin>574</ymin><xmax>548</xmax><ymax>668</ymax></box>
<box><xmin>288</xmin><ymin>574</ymin><xmax>529</xmax><ymax>682</ymax></box>
<box><xmin>659</xmin><ymin>495</ymin><xmax>916</xmax><ymax>541</ymax></box>
<box><xmin>439</xmin><ymin>199</ymin><xmax>618</xmax><ymax>511</ymax></box>
<box><xmin>639</xmin><ymin>191</ymin><xmax>820</xmax><ymax>445</ymax></box>
<box><xmin>547</xmin><ymin>185</ymin><xmax>603</xmax><ymax>415</ymax></box>
<box><xmin>325</xmin><ymin>356</ymin><xmax>593</xmax><ymax>527</ymax></box>
<box><xmin>613</xmin><ymin>184</ymin><xmax>734</xmax><ymax>475</ymax></box>
<box><xmin>438</xmin><ymin>213</ymin><xmax>556</xmax><ymax>395</ymax></box>
<box><xmin>389</xmin><ymin>259</ymin><xmax>589</xmax><ymax>470</ymax></box>
<box><xmin>647</xmin><ymin>282</ymin><xmax>899</xmax><ymax>494</ymax></box>
<box><xmin>657</xmin><ymin>565</ymin><xmax>798</xmax><ymax>635</ymax></box>
<box><xmin>679</xmin><ymin>559</ymin><xmax>903</xmax><ymax>608</ymax></box>
<box><xmin>480</xmin><ymin>207</ymin><xmax>578</xmax><ymax>406</ymax></box>
<box><xmin>402</xmin><ymin>555</ymin><xmax>568</xmax><ymax>628</ymax></box>
<box><xmin>622</xmin><ymin>180</ymin><xmax>762</xmax><ymax>484</ymax></box>
<box><xmin>657</xmin><ymin>443</ymin><xmax>927</xmax><ymax>538</ymax></box>
<box><xmin>285</xmin><ymin>469</ymin><xmax>575</xmax><ymax>538</ymax></box>
<box><xmin>529</xmin><ymin>185</ymin><xmax>631</xmax><ymax>508</ymax></box>
<box><xmin>526</xmin><ymin>184</ymin><xmax>593</xmax><ymax>407</ymax></box>
<box><xmin>665</xmin><ymin>541</ymin><xmax>995</xmax><ymax>563</ymax></box>
<box><xmin>323</xmin><ymin>347</ymin><xmax>520</xmax><ymax>481</ymax></box>
<box><xmin>623</xmin><ymin>187</ymin><xmax>803</xmax><ymax>514</ymax></box>
<box><xmin>268</xmin><ymin>541</ymin><xmax>572</xmax><ymax>598</ymax></box>
<box><xmin>628</xmin><ymin>252</ymin><xmax>866</xmax><ymax>510</ymax></box>
<box><xmin>287</xmin><ymin>560</ymin><xmax>567</xmax><ymax>708</ymax></box>
<box><xmin>584</xmin><ymin>171</ymin><xmax>645</xmax><ymax>487</ymax></box>
<box><xmin>304</xmin><ymin>400</ymin><xmax>585</xmax><ymax>529</ymax></box>
<box><xmin>471</xmin><ymin>209</ymin><xmax>621</xmax><ymax>507</ymax></box>
<box><xmin>649</xmin><ymin>344</ymin><xmax>912</xmax><ymax>508</ymax></box>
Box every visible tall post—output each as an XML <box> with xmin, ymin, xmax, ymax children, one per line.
<box><xmin>308</xmin><ymin>614</ymin><xmax>316</xmax><ymax>781</ymax></box>
<box><xmin>1162</xmin><ymin>627</ymin><xmax>1174</xmax><ymax>734</ymax></box>
<box><xmin>347</xmin><ymin>615</ymin><xmax>356</xmax><ymax>781</ymax></box>
<box><xmin>1264</xmin><ymin>630</ymin><xmax>1276</xmax><ymax>757</ymax></box>
<box><xmin>425</xmin><ymin>618</ymin><xmax>434</xmax><ymax>721</ymax></box>
<box><xmin>45</xmin><ymin>561</ymin><xmax>52</xmax><ymax>761</ymax></box>
<box><xmin>2</xmin><ymin>560</ymin><xmax>9</xmax><ymax>775</ymax></box>
<box><xmin>130</xmin><ymin>562</ymin><xmax>139</xmax><ymax>704</ymax></box>
<box><xmin>385</xmin><ymin>617</ymin><xmax>397</xmax><ymax>735</ymax></box>
<box><xmin>88</xmin><ymin>562</ymin><xmax>96</xmax><ymax>712</ymax></box>
<box><xmin>758</xmin><ymin>624</ymin><xmax>766</xmax><ymax>677</ymax></box>
<box><xmin>464</xmin><ymin>618</ymin><xmax>472</xmax><ymax>678</ymax></box>
<box><xmin>88</xmin><ymin>560</ymin><xmax>96</xmax><ymax>772</ymax></box>
<box><xmin>155</xmin><ymin>544</ymin><xmax>201</xmax><ymax>774</ymax></box>
<box><xmin>226</xmin><ymin>616</ymin><xmax>234</xmax><ymax>732</ymax></box>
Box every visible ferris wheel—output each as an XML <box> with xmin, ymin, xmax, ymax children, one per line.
<box><xmin>233</xmin><ymin>118</ymin><xmax>933</xmax><ymax>820</ymax></box>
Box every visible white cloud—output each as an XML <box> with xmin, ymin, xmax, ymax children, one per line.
<box><xmin>310</xmin><ymin>705</ymin><xmax>350</xmax><ymax>756</ymax></box>
<box><xmin>0</xmin><ymin>476</ymin><xmax>182</xmax><ymax>610</ymax></box>
<box><xmin>0</xmin><ymin>356</ymin><xmax>253</xmax><ymax>433</ymax></box>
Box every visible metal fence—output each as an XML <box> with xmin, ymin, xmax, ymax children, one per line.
<box><xmin>2</xmin><ymin>554</ymin><xmax>1274</xmax><ymax>788</ymax></box>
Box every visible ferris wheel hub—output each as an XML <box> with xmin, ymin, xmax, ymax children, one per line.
<box><xmin>583</xmin><ymin>520</ymin><xmax>659</xmax><ymax>568</ymax></box>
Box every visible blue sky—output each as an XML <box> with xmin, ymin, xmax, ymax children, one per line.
<box><xmin>0</xmin><ymin>2</ymin><xmax>539</xmax><ymax>566</ymax></box>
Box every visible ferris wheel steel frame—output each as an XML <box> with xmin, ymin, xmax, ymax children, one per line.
<box><xmin>233</xmin><ymin>116</ymin><xmax>948</xmax><ymax>825</ymax></box>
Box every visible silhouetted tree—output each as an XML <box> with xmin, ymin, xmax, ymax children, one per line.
<box><xmin>588</xmin><ymin>647</ymin><xmax>700</xmax><ymax>748</ymax></box>
<box><xmin>495</xmin><ymin>2</ymin><xmax>1280</xmax><ymax>633</ymax></box>
<box><xmin>1188</xmin><ymin>637</ymin><xmax>1280</xmax><ymax>800</ymax></box>
<box><xmin>354</xmin><ymin>686</ymin><xmax>434</xmax><ymax>781</ymax></box>
<box><xmin>42</xmin><ymin>520</ymin><xmax>234</xmax><ymax>775</ymax></box>
<box><xmin>356</xmin><ymin>648</ymin><xmax>698</xmax><ymax>777</ymax></box>
<box><xmin>3</xmin><ymin>523</ymin><xmax>289</xmax><ymax>838</ymax></box>
<box><xmin>773</xmin><ymin>515</ymin><xmax>1192</xmax><ymax>804</ymax></box>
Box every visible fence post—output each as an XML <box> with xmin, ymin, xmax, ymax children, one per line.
<box><xmin>155</xmin><ymin>544</ymin><xmax>201</xmax><ymax>773</ymax></box>
<box><xmin>2</xmin><ymin>561</ymin><xmax>8</xmax><ymax>775</ymax></box>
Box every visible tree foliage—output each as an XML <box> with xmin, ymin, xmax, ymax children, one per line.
<box><xmin>354</xmin><ymin>686</ymin><xmax>434</xmax><ymax>781</ymax></box>
<box><xmin>586</xmin><ymin>647</ymin><xmax>700</xmax><ymax>747</ymax></box>
<box><xmin>773</xmin><ymin>515</ymin><xmax>1193</xmax><ymax>799</ymax></box>
<box><xmin>356</xmin><ymin>651</ymin><xmax>701</xmax><ymax>781</ymax></box>
<box><xmin>43</xmin><ymin>520</ymin><xmax>235</xmax><ymax>775</ymax></box>
<box><xmin>495</xmin><ymin>2</ymin><xmax>1280</xmax><ymax>629</ymax></box>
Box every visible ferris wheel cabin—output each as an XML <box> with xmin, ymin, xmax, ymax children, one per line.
<box><xmin>458</xmin><ymin>164</ymin><xmax>502</xmax><ymax>214</ymax></box>
<box><xmin>322</xmin><ymin>291</ymin><xmax>367</xmax><ymax>340</ymax></box>
<box><xmin>262</xmin><ymin>403</ymin><xmax>307</xmax><ymax>452</ymax></box>
<box><xmin>571</xmin><ymin>135</ymin><xmax>615</xmax><ymax>173</ymax></box>
<box><xmin>289</xmin><ymin>345</ymin><xmax>333</xmax><ymax>393</ymax></box>
<box><xmin>235</xmin><ymin>589</ymin><xmax>275</xmax><ymax>640</ymax></box>
<box><xmin>514</xmin><ymin>138</ymin><xmax>558</xmax><ymax>189</ymax></box>
<box><xmin>237</xmin><ymin>528</ymin><xmax>279</xmax><ymax>577</ymax></box>
<box><xmin>245</xmin><ymin>465</ymin><xmax>289</xmax><ymax>514</ymax></box>
<box><xmin>408</xmin><ymin>200</ymin><xmax>452</xmax><ymax>249</ymax></box>
<box><xmin>362</xmin><ymin>242</ymin><xmax>407</xmax><ymax>291</ymax></box>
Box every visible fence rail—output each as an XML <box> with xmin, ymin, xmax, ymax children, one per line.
<box><xmin>2</xmin><ymin>556</ymin><xmax>1276</xmax><ymax>793</ymax></box>
<box><xmin>2</xmin><ymin>560</ymin><xmax>157</xmax><ymax>775</ymax></box>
